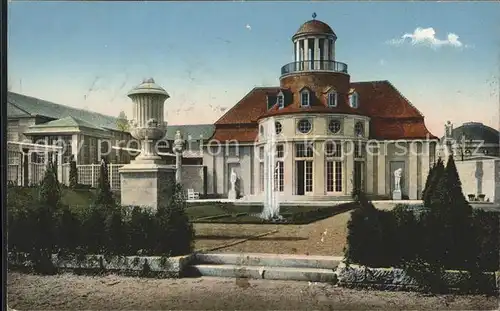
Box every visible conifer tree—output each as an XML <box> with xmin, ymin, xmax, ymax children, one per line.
<box><xmin>95</xmin><ymin>157</ymin><xmax>115</xmax><ymax>207</ymax></box>
<box><xmin>39</xmin><ymin>161</ymin><xmax>61</xmax><ymax>209</ymax></box>
<box><xmin>69</xmin><ymin>157</ymin><xmax>78</xmax><ymax>189</ymax></box>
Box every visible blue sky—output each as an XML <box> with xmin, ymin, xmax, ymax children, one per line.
<box><xmin>8</xmin><ymin>1</ymin><xmax>500</xmax><ymax>136</ymax></box>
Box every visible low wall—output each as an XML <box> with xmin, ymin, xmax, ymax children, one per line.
<box><xmin>336</xmin><ymin>262</ymin><xmax>500</xmax><ymax>294</ymax></box>
<box><xmin>8</xmin><ymin>252</ymin><xmax>195</xmax><ymax>278</ymax></box>
<box><xmin>455</xmin><ymin>158</ymin><xmax>500</xmax><ymax>203</ymax></box>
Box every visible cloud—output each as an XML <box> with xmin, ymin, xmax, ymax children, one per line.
<box><xmin>378</xmin><ymin>59</ymin><xmax>386</xmax><ymax>66</ymax></box>
<box><xmin>245</xmin><ymin>24</ymin><xmax>252</xmax><ymax>31</ymax></box>
<box><xmin>387</xmin><ymin>27</ymin><xmax>470</xmax><ymax>49</ymax></box>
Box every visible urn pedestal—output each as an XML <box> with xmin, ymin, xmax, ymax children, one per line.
<box><xmin>120</xmin><ymin>162</ymin><xmax>175</xmax><ymax>211</ymax></box>
<box><xmin>392</xmin><ymin>190</ymin><xmax>402</xmax><ymax>200</ymax></box>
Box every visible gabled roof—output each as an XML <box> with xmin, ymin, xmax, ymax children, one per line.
<box><xmin>215</xmin><ymin>87</ymin><xmax>280</xmax><ymax>125</ymax></box>
<box><xmin>28</xmin><ymin>116</ymin><xmax>107</xmax><ymax>131</ymax></box>
<box><xmin>8</xmin><ymin>92</ymin><xmax>122</xmax><ymax>131</ymax></box>
<box><xmin>209</xmin><ymin>80</ymin><xmax>437</xmax><ymax>142</ymax></box>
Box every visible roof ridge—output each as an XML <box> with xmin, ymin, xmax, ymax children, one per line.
<box><xmin>8</xmin><ymin>91</ymin><xmax>120</xmax><ymax>121</ymax></box>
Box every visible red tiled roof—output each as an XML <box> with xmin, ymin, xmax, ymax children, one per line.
<box><xmin>215</xmin><ymin>87</ymin><xmax>280</xmax><ymax>125</ymax></box>
<box><xmin>210</xmin><ymin>80</ymin><xmax>437</xmax><ymax>142</ymax></box>
<box><xmin>210</xmin><ymin>127</ymin><xmax>258</xmax><ymax>143</ymax></box>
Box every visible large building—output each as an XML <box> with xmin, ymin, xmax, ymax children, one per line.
<box><xmin>8</xmin><ymin>18</ymin><xmax>447</xmax><ymax>201</ymax></box>
<box><xmin>204</xmin><ymin>18</ymin><xmax>439</xmax><ymax>201</ymax></box>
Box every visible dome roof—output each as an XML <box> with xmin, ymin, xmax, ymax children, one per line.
<box><xmin>293</xmin><ymin>19</ymin><xmax>337</xmax><ymax>39</ymax></box>
<box><xmin>127</xmin><ymin>78</ymin><xmax>170</xmax><ymax>98</ymax></box>
<box><xmin>448</xmin><ymin>122</ymin><xmax>499</xmax><ymax>144</ymax></box>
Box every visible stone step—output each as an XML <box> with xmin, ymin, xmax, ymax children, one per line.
<box><xmin>194</xmin><ymin>253</ymin><xmax>342</xmax><ymax>270</ymax></box>
<box><xmin>190</xmin><ymin>264</ymin><xmax>338</xmax><ymax>283</ymax></box>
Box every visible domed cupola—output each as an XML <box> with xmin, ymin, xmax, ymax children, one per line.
<box><xmin>281</xmin><ymin>13</ymin><xmax>347</xmax><ymax>78</ymax></box>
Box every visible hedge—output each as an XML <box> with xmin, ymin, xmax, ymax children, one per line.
<box><xmin>7</xmin><ymin>161</ymin><xmax>195</xmax><ymax>273</ymax></box>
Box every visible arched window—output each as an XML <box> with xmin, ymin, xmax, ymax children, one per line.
<box><xmin>349</xmin><ymin>91</ymin><xmax>359</xmax><ymax>108</ymax></box>
<box><xmin>300</xmin><ymin>89</ymin><xmax>310</xmax><ymax>107</ymax></box>
<box><xmin>277</xmin><ymin>92</ymin><xmax>285</xmax><ymax>109</ymax></box>
<box><xmin>327</xmin><ymin>90</ymin><xmax>338</xmax><ymax>107</ymax></box>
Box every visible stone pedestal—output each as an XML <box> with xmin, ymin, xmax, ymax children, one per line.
<box><xmin>228</xmin><ymin>189</ymin><xmax>237</xmax><ymax>200</ymax></box>
<box><xmin>392</xmin><ymin>190</ymin><xmax>402</xmax><ymax>200</ymax></box>
<box><xmin>120</xmin><ymin>161</ymin><xmax>175</xmax><ymax>211</ymax></box>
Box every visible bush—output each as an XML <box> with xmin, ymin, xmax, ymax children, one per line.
<box><xmin>95</xmin><ymin>158</ymin><xmax>115</xmax><ymax>208</ymax></box>
<box><xmin>69</xmin><ymin>159</ymin><xmax>78</xmax><ymax>189</ymax></box>
<box><xmin>8</xmin><ymin>177</ymin><xmax>196</xmax><ymax>273</ymax></box>
<box><xmin>344</xmin><ymin>158</ymin><xmax>499</xmax><ymax>293</ymax></box>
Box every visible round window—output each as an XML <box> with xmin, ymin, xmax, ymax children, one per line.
<box><xmin>275</xmin><ymin>121</ymin><xmax>282</xmax><ymax>134</ymax></box>
<box><xmin>329</xmin><ymin>120</ymin><xmax>341</xmax><ymax>134</ymax></box>
<box><xmin>297</xmin><ymin>119</ymin><xmax>312</xmax><ymax>134</ymax></box>
<box><xmin>354</xmin><ymin>122</ymin><xmax>364</xmax><ymax>137</ymax></box>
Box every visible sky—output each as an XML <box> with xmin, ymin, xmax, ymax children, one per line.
<box><xmin>7</xmin><ymin>1</ymin><xmax>500</xmax><ymax>137</ymax></box>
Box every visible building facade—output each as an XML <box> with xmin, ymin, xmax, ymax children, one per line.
<box><xmin>204</xmin><ymin>18</ymin><xmax>439</xmax><ymax>201</ymax></box>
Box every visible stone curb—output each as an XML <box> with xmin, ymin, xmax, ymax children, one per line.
<box><xmin>8</xmin><ymin>252</ymin><xmax>194</xmax><ymax>277</ymax></box>
<box><xmin>336</xmin><ymin>262</ymin><xmax>500</xmax><ymax>293</ymax></box>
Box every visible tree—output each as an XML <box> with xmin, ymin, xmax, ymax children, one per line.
<box><xmin>39</xmin><ymin>161</ymin><xmax>61</xmax><ymax>210</ymax></box>
<box><xmin>421</xmin><ymin>163</ymin><xmax>435</xmax><ymax>206</ymax></box>
<box><xmin>116</xmin><ymin>111</ymin><xmax>129</xmax><ymax>132</ymax></box>
<box><xmin>95</xmin><ymin>158</ymin><xmax>115</xmax><ymax>208</ymax></box>
<box><xmin>423</xmin><ymin>157</ymin><xmax>445</xmax><ymax>208</ymax></box>
<box><xmin>69</xmin><ymin>157</ymin><xmax>78</xmax><ymax>189</ymax></box>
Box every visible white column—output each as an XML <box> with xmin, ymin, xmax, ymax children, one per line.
<box><xmin>304</xmin><ymin>38</ymin><xmax>309</xmax><ymax>70</ymax></box>
<box><xmin>377</xmin><ymin>143</ymin><xmax>386</xmax><ymax>196</ymax></box>
<box><xmin>323</xmin><ymin>38</ymin><xmax>329</xmax><ymax>61</ymax></box>
<box><xmin>284</xmin><ymin>142</ymin><xmax>294</xmax><ymax>197</ymax></box>
<box><xmin>409</xmin><ymin>142</ymin><xmax>418</xmax><ymax>199</ymax></box>
<box><xmin>313</xmin><ymin>141</ymin><xmax>325</xmax><ymax>195</ymax></box>
<box><xmin>295</xmin><ymin>40</ymin><xmax>300</xmax><ymax>62</ymax></box>
<box><xmin>331</xmin><ymin>40</ymin><xmax>336</xmax><ymax>61</ymax></box>
<box><xmin>345</xmin><ymin>142</ymin><xmax>354</xmax><ymax>195</ymax></box>
<box><xmin>421</xmin><ymin>142</ymin><xmax>430</xmax><ymax>200</ymax></box>
<box><xmin>366</xmin><ymin>147</ymin><xmax>375</xmax><ymax>194</ymax></box>
<box><xmin>314</xmin><ymin>38</ymin><xmax>320</xmax><ymax>70</ymax></box>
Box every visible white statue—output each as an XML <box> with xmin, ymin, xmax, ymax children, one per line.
<box><xmin>230</xmin><ymin>168</ymin><xmax>237</xmax><ymax>190</ymax></box>
<box><xmin>228</xmin><ymin>168</ymin><xmax>238</xmax><ymax>200</ymax></box>
<box><xmin>394</xmin><ymin>168</ymin><xmax>402</xmax><ymax>191</ymax></box>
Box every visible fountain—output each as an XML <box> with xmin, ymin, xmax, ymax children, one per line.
<box><xmin>260</xmin><ymin>117</ymin><xmax>282</xmax><ymax>221</ymax></box>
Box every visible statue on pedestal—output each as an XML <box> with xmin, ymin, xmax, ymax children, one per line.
<box><xmin>393</xmin><ymin>168</ymin><xmax>403</xmax><ymax>200</ymax></box>
<box><xmin>394</xmin><ymin>168</ymin><xmax>402</xmax><ymax>191</ymax></box>
<box><xmin>228</xmin><ymin>168</ymin><xmax>238</xmax><ymax>200</ymax></box>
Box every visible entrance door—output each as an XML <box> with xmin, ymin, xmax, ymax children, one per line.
<box><xmin>296</xmin><ymin>160</ymin><xmax>305</xmax><ymax>195</ymax></box>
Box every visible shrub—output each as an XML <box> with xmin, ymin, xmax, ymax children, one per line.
<box><xmin>95</xmin><ymin>158</ymin><xmax>115</xmax><ymax>208</ymax></box>
<box><xmin>8</xmin><ymin>172</ymin><xmax>196</xmax><ymax>272</ymax></box>
<box><xmin>69</xmin><ymin>159</ymin><xmax>78</xmax><ymax>189</ymax></box>
<box><xmin>154</xmin><ymin>181</ymin><xmax>195</xmax><ymax>256</ymax></box>
<box><xmin>39</xmin><ymin>161</ymin><xmax>61</xmax><ymax>210</ymax></box>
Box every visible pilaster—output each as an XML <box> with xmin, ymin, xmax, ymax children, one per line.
<box><xmin>313</xmin><ymin>141</ymin><xmax>325</xmax><ymax>195</ymax></box>
<box><xmin>409</xmin><ymin>142</ymin><xmax>418</xmax><ymax>199</ymax></box>
<box><xmin>345</xmin><ymin>141</ymin><xmax>354</xmax><ymax>195</ymax></box>
<box><xmin>377</xmin><ymin>143</ymin><xmax>386</xmax><ymax>196</ymax></box>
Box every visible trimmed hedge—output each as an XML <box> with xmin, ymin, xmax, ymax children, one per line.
<box><xmin>7</xmin><ymin>162</ymin><xmax>195</xmax><ymax>274</ymax></box>
<box><xmin>345</xmin><ymin>201</ymin><xmax>499</xmax><ymax>272</ymax></box>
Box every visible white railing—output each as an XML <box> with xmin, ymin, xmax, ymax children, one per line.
<box><xmin>6</xmin><ymin>159</ymin><xmax>124</xmax><ymax>190</ymax></box>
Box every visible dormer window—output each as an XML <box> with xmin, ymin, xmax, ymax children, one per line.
<box><xmin>300</xmin><ymin>88</ymin><xmax>310</xmax><ymax>107</ymax></box>
<box><xmin>277</xmin><ymin>92</ymin><xmax>285</xmax><ymax>109</ymax></box>
<box><xmin>327</xmin><ymin>91</ymin><xmax>338</xmax><ymax>107</ymax></box>
<box><xmin>349</xmin><ymin>91</ymin><xmax>359</xmax><ymax>108</ymax></box>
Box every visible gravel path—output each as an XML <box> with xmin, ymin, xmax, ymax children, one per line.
<box><xmin>8</xmin><ymin>272</ymin><xmax>497</xmax><ymax>310</ymax></box>
<box><xmin>217</xmin><ymin>210</ymin><xmax>351</xmax><ymax>255</ymax></box>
